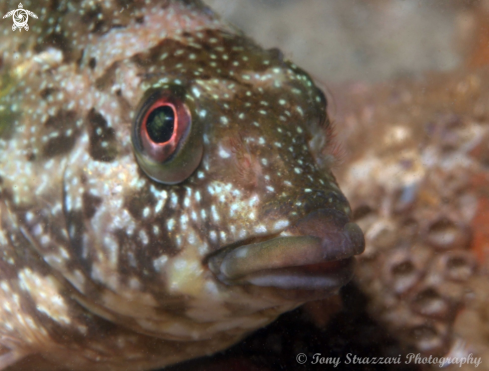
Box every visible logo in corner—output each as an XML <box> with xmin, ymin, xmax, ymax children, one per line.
<box><xmin>3</xmin><ymin>3</ymin><xmax>38</xmax><ymax>32</ymax></box>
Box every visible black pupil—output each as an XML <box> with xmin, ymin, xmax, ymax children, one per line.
<box><xmin>146</xmin><ymin>105</ymin><xmax>175</xmax><ymax>143</ymax></box>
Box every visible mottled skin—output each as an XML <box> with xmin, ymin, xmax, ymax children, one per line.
<box><xmin>0</xmin><ymin>1</ymin><xmax>363</xmax><ymax>370</ymax></box>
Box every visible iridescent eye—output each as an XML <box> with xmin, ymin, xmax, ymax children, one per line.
<box><xmin>145</xmin><ymin>104</ymin><xmax>175</xmax><ymax>144</ymax></box>
<box><xmin>140</xmin><ymin>100</ymin><xmax>181</xmax><ymax>163</ymax></box>
<box><xmin>132</xmin><ymin>87</ymin><xmax>203</xmax><ymax>184</ymax></box>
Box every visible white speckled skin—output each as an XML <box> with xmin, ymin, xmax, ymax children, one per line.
<box><xmin>0</xmin><ymin>0</ymin><xmax>356</xmax><ymax>369</ymax></box>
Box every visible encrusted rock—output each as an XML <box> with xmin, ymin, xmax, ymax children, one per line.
<box><xmin>336</xmin><ymin>69</ymin><xmax>489</xmax><ymax>361</ymax></box>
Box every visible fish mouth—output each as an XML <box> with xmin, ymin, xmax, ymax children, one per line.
<box><xmin>208</xmin><ymin>208</ymin><xmax>365</xmax><ymax>298</ymax></box>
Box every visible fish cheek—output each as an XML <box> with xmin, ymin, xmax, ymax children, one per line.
<box><xmin>64</xmin><ymin>209</ymin><xmax>93</xmax><ymax>275</ymax></box>
<box><xmin>120</xmin><ymin>189</ymin><xmax>182</xmax><ymax>284</ymax></box>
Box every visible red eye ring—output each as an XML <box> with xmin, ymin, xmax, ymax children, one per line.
<box><xmin>139</xmin><ymin>96</ymin><xmax>191</xmax><ymax>163</ymax></box>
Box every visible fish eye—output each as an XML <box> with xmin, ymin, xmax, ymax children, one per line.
<box><xmin>140</xmin><ymin>100</ymin><xmax>180</xmax><ymax>162</ymax></box>
<box><xmin>145</xmin><ymin>104</ymin><xmax>175</xmax><ymax>145</ymax></box>
<box><xmin>132</xmin><ymin>87</ymin><xmax>203</xmax><ymax>184</ymax></box>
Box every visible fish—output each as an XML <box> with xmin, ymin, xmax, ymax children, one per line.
<box><xmin>0</xmin><ymin>0</ymin><xmax>364</xmax><ymax>370</ymax></box>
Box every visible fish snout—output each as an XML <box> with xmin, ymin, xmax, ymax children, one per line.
<box><xmin>285</xmin><ymin>208</ymin><xmax>365</xmax><ymax>261</ymax></box>
<box><xmin>208</xmin><ymin>208</ymin><xmax>365</xmax><ymax>297</ymax></box>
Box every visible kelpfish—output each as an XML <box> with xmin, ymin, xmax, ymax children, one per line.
<box><xmin>0</xmin><ymin>1</ymin><xmax>364</xmax><ymax>370</ymax></box>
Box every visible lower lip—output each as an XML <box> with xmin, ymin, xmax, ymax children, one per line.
<box><xmin>238</xmin><ymin>256</ymin><xmax>355</xmax><ymax>291</ymax></box>
<box><xmin>235</xmin><ymin>258</ymin><xmax>357</xmax><ymax>302</ymax></box>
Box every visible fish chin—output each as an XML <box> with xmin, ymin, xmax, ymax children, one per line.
<box><xmin>208</xmin><ymin>208</ymin><xmax>365</xmax><ymax>299</ymax></box>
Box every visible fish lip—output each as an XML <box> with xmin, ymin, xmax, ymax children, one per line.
<box><xmin>208</xmin><ymin>208</ymin><xmax>365</xmax><ymax>293</ymax></box>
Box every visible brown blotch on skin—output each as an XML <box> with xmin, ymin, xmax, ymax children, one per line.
<box><xmin>94</xmin><ymin>63</ymin><xmax>117</xmax><ymax>90</ymax></box>
<box><xmin>124</xmin><ymin>188</ymin><xmax>157</xmax><ymax>220</ymax></box>
<box><xmin>40</xmin><ymin>87</ymin><xmax>57</xmax><ymax>99</ymax></box>
<box><xmin>88</xmin><ymin>57</ymin><xmax>97</xmax><ymax>70</ymax></box>
<box><xmin>34</xmin><ymin>32</ymin><xmax>72</xmax><ymax>62</ymax></box>
<box><xmin>42</xmin><ymin>110</ymin><xmax>78</xmax><ymax>158</ymax></box>
<box><xmin>87</xmin><ymin>108</ymin><xmax>118</xmax><ymax>162</ymax></box>
<box><xmin>81</xmin><ymin>4</ymin><xmax>106</xmax><ymax>35</ymax></box>
<box><xmin>26</xmin><ymin>152</ymin><xmax>36</xmax><ymax>162</ymax></box>
<box><xmin>82</xmin><ymin>192</ymin><xmax>102</xmax><ymax>220</ymax></box>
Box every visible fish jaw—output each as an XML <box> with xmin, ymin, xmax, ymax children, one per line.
<box><xmin>208</xmin><ymin>208</ymin><xmax>364</xmax><ymax>300</ymax></box>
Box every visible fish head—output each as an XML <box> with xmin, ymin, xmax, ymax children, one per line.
<box><xmin>110</xmin><ymin>29</ymin><xmax>364</xmax><ymax>308</ymax></box>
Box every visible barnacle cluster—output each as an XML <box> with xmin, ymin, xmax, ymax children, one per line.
<box><xmin>336</xmin><ymin>69</ymin><xmax>489</xmax><ymax>362</ymax></box>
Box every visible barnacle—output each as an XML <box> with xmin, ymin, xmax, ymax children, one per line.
<box><xmin>337</xmin><ymin>69</ymin><xmax>489</xmax><ymax>361</ymax></box>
